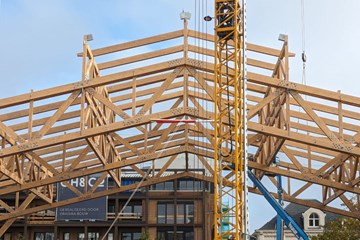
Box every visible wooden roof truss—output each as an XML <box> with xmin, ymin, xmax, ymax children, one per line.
<box><xmin>0</xmin><ymin>23</ymin><xmax>360</xmax><ymax>233</ymax></box>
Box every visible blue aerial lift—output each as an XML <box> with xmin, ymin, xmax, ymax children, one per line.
<box><xmin>248</xmin><ymin>170</ymin><xmax>309</xmax><ymax>240</ymax></box>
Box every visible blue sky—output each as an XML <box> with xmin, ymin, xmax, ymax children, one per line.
<box><xmin>1</xmin><ymin>0</ymin><xmax>360</xmax><ymax>233</ymax></box>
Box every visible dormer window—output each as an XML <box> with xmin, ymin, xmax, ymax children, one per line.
<box><xmin>309</xmin><ymin>213</ymin><xmax>320</xmax><ymax>227</ymax></box>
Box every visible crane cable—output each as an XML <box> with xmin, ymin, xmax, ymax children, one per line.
<box><xmin>297</xmin><ymin>0</ymin><xmax>308</xmax><ymax>132</ymax></box>
<box><xmin>224</xmin><ymin>41</ymin><xmax>234</xmax><ymax>157</ymax></box>
<box><xmin>301</xmin><ymin>0</ymin><xmax>307</xmax><ymax>86</ymax></box>
<box><xmin>100</xmin><ymin>168</ymin><xmax>151</xmax><ymax>240</ymax></box>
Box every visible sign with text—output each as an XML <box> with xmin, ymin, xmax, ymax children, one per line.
<box><xmin>56</xmin><ymin>175</ymin><xmax>107</xmax><ymax>221</ymax></box>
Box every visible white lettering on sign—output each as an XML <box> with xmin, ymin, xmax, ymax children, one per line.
<box><xmin>60</xmin><ymin>177</ymin><xmax>105</xmax><ymax>188</ymax></box>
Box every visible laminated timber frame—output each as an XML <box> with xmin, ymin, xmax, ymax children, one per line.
<box><xmin>0</xmin><ymin>19</ymin><xmax>360</xmax><ymax>235</ymax></box>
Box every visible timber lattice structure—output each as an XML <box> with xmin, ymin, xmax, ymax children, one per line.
<box><xmin>0</xmin><ymin>22</ymin><xmax>360</xmax><ymax>235</ymax></box>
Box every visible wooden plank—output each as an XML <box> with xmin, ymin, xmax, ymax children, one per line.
<box><xmin>79</xmin><ymin>30</ymin><xmax>183</xmax><ymax>57</ymax></box>
<box><xmin>247</xmin><ymin>121</ymin><xmax>360</xmax><ymax>157</ymax></box>
<box><xmin>187</xmin><ymin>45</ymin><xmax>275</xmax><ymax>70</ymax></box>
<box><xmin>137</xmin><ymin>67</ymin><xmax>184</xmax><ymax>116</ymax></box>
<box><xmin>155</xmin><ymin>155</ymin><xmax>177</xmax><ymax>177</ymax></box>
<box><xmin>0</xmin><ymin>108</ymin><xmax>185</xmax><ymax>157</ymax></box>
<box><xmin>246</xmin><ymin>71</ymin><xmax>360</xmax><ymax>107</ymax></box>
<box><xmin>291</xmin><ymin>91</ymin><xmax>340</xmax><ymax>143</ymax></box>
<box><xmin>37</xmin><ymin>125</ymin><xmax>187</xmax><ymax>165</ymax></box>
<box><xmin>187</xmin><ymin>30</ymin><xmax>295</xmax><ymax>57</ymax></box>
<box><xmin>0</xmin><ymin>200</ymin><xmax>13</xmax><ymax>212</ymax></box>
<box><xmin>0</xmin><ymin>72</ymin><xmax>173</xmax><ymax>122</ymax></box>
<box><xmin>98</xmin><ymin>45</ymin><xmax>183</xmax><ymax>70</ymax></box>
<box><xmin>248</xmin><ymin>161</ymin><xmax>360</xmax><ymax>195</ymax></box>
<box><xmin>248</xmin><ymin>90</ymin><xmax>284</xmax><ymax>119</ymax></box>
<box><xmin>0</xmin><ymin>59</ymin><xmax>184</xmax><ymax>108</ymax></box>
<box><xmin>0</xmin><ymin>194</ymin><xmax>36</xmax><ymax>236</ymax></box>
<box><xmin>187</xmin><ymin>59</ymin><xmax>360</xmax><ymax>107</ymax></box>
<box><xmin>87</xmin><ymin>138</ymin><xmax>121</xmax><ymax>187</ymax></box>
<box><xmin>37</xmin><ymin>90</ymin><xmax>80</xmax><ymax>138</ymax></box>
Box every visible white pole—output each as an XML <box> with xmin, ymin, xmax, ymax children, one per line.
<box><xmin>242</xmin><ymin>0</ymin><xmax>250</xmax><ymax>239</ymax></box>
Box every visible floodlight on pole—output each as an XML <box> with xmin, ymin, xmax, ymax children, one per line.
<box><xmin>85</xmin><ymin>34</ymin><xmax>94</xmax><ymax>42</ymax></box>
<box><xmin>278</xmin><ymin>34</ymin><xmax>287</xmax><ymax>42</ymax></box>
<box><xmin>180</xmin><ymin>11</ymin><xmax>191</xmax><ymax>21</ymax></box>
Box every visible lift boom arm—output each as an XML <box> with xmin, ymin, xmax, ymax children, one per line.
<box><xmin>248</xmin><ymin>170</ymin><xmax>309</xmax><ymax>240</ymax></box>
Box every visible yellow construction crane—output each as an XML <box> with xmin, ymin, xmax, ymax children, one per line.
<box><xmin>213</xmin><ymin>0</ymin><xmax>247</xmax><ymax>239</ymax></box>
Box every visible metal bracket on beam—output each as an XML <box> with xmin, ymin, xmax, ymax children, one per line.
<box><xmin>170</xmin><ymin>107</ymin><xmax>184</xmax><ymax>115</ymax></box>
<box><xmin>168</xmin><ymin>59</ymin><xmax>183</xmax><ymax>67</ymax></box>
<box><xmin>187</xmin><ymin>59</ymin><xmax>202</xmax><ymax>68</ymax></box>
<box><xmin>278</xmin><ymin>80</ymin><xmax>297</xmax><ymax>90</ymax></box>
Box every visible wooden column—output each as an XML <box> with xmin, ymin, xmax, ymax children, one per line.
<box><xmin>84</xmin><ymin>225</ymin><xmax>88</xmax><ymax>240</ymax></box>
<box><xmin>24</xmin><ymin>216</ymin><xmax>28</xmax><ymax>240</ymax></box>
<box><xmin>145</xmin><ymin>187</ymin><xmax>149</xmax><ymax>233</ymax></box>
<box><xmin>54</xmin><ymin>225</ymin><xmax>58</xmax><ymax>240</ymax></box>
<box><xmin>202</xmin><ymin>181</ymin><xmax>206</xmax><ymax>240</ymax></box>
<box><xmin>114</xmin><ymin>199</ymin><xmax>119</xmax><ymax>240</ymax></box>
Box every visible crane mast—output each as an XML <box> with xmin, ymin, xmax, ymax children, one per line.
<box><xmin>213</xmin><ymin>0</ymin><xmax>246</xmax><ymax>239</ymax></box>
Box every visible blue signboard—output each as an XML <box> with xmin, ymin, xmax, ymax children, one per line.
<box><xmin>56</xmin><ymin>175</ymin><xmax>107</xmax><ymax>221</ymax></box>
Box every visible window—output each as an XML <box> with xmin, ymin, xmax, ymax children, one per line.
<box><xmin>153</xmin><ymin>181</ymin><xmax>174</xmax><ymax>190</ymax></box>
<box><xmin>184</xmin><ymin>231</ymin><xmax>194</xmax><ymax>239</ymax></box>
<box><xmin>35</xmin><ymin>233</ymin><xmax>43</xmax><ymax>240</ymax></box>
<box><xmin>78</xmin><ymin>233</ymin><xmax>85</xmax><ymax>240</ymax></box>
<box><xmin>16</xmin><ymin>233</ymin><xmax>24</xmax><ymax>240</ymax></box>
<box><xmin>177</xmin><ymin>202</ymin><xmax>194</xmax><ymax>224</ymax></box>
<box><xmin>157</xmin><ymin>228</ymin><xmax>194</xmax><ymax>240</ymax></box>
<box><xmin>77</xmin><ymin>233</ymin><xmax>99</xmax><ymax>240</ymax></box>
<box><xmin>185</xmin><ymin>204</ymin><xmax>194</xmax><ymax>224</ymax></box>
<box><xmin>122</xmin><ymin>233</ymin><xmax>131</xmax><ymax>240</ymax></box>
<box><xmin>157</xmin><ymin>231</ymin><xmax>166</xmax><ymax>240</ymax></box>
<box><xmin>309</xmin><ymin>212</ymin><xmax>320</xmax><ymax>227</ymax></box>
<box><xmin>35</xmin><ymin>233</ymin><xmax>54</xmax><ymax>240</ymax></box>
<box><xmin>177</xmin><ymin>204</ymin><xmax>185</xmax><ymax>224</ymax></box>
<box><xmin>121</xmin><ymin>232</ymin><xmax>141</xmax><ymax>240</ymax></box>
<box><xmin>108</xmin><ymin>233</ymin><xmax>114</xmax><ymax>240</ymax></box>
<box><xmin>64</xmin><ymin>233</ymin><xmax>70</xmax><ymax>240</ymax></box>
<box><xmin>157</xmin><ymin>203</ymin><xmax>175</xmax><ymax>224</ymax></box>
<box><xmin>121</xmin><ymin>202</ymin><xmax>142</xmax><ymax>219</ymax></box>
<box><xmin>158</xmin><ymin>203</ymin><xmax>166</xmax><ymax>224</ymax></box>
<box><xmin>159</xmin><ymin>202</ymin><xmax>194</xmax><ymax>224</ymax></box>
<box><xmin>88</xmin><ymin>232</ymin><xmax>99</xmax><ymax>240</ymax></box>
<box><xmin>108</xmin><ymin>202</ymin><xmax>115</xmax><ymax>213</ymax></box>
<box><xmin>178</xmin><ymin>180</ymin><xmax>203</xmax><ymax>191</ymax></box>
<box><xmin>121</xmin><ymin>179</ymin><xmax>144</xmax><ymax>192</ymax></box>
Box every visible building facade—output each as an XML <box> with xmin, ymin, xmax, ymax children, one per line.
<box><xmin>1</xmin><ymin>174</ymin><xmax>213</xmax><ymax>240</ymax></box>
<box><xmin>253</xmin><ymin>201</ymin><xmax>340</xmax><ymax>240</ymax></box>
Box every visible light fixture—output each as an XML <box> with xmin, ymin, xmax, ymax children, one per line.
<box><xmin>278</xmin><ymin>34</ymin><xmax>287</xmax><ymax>42</ymax></box>
<box><xmin>204</xmin><ymin>16</ymin><xmax>213</xmax><ymax>21</ymax></box>
<box><xmin>85</xmin><ymin>34</ymin><xmax>93</xmax><ymax>42</ymax></box>
<box><xmin>180</xmin><ymin>11</ymin><xmax>191</xmax><ymax>21</ymax></box>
